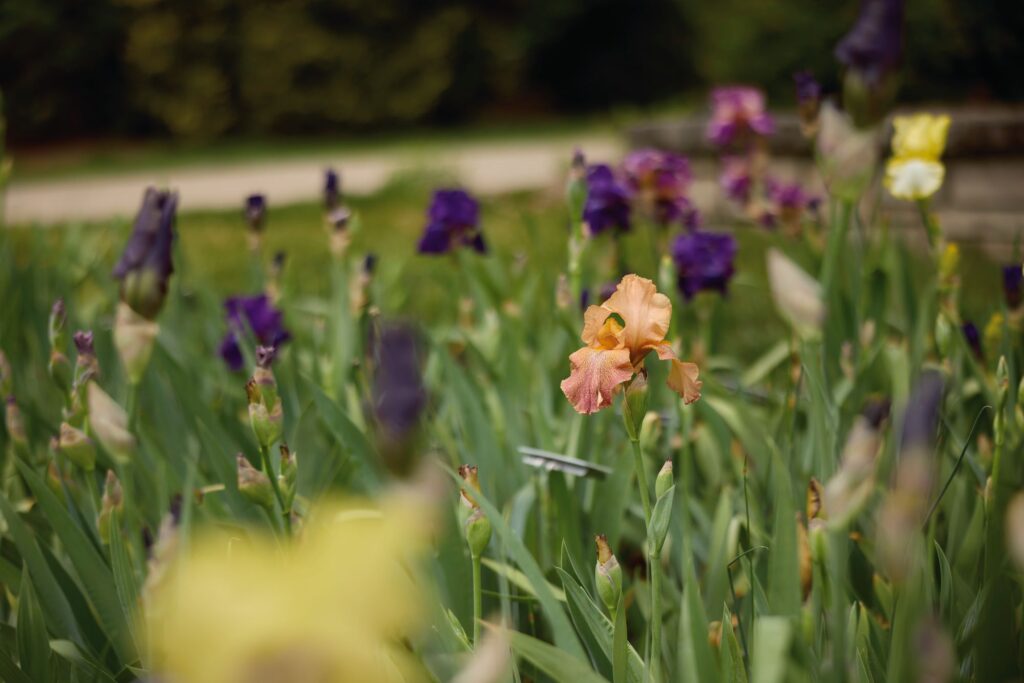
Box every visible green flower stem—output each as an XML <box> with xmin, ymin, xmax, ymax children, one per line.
<box><xmin>471</xmin><ymin>552</ymin><xmax>483</xmax><ymax>647</ymax></box>
<box><xmin>631</xmin><ymin>438</ymin><xmax>652</xmax><ymax>522</ymax></box>
<box><xmin>259</xmin><ymin>444</ymin><xmax>291</xmax><ymax>536</ymax></box>
<box><xmin>820</xmin><ymin>199</ymin><xmax>853</xmax><ymax>292</ymax></box>
<box><xmin>649</xmin><ymin>546</ymin><xmax>663</xmax><ymax>683</ymax></box>
<box><xmin>915</xmin><ymin>198</ymin><xmax>938</xmax><ymax>251</ymax></box>
<box><xmin>631</xmin><ymin>436</ymin><xmax>661</xmax><ymax>681</ymax></box>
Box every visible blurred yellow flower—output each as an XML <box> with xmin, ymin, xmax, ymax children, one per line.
<box><xmin>561</xmin><ymin>274</ymin><xmax>701</xmax><ymax>414</ymax></box>
<box><xmin>146</xmin><ymin>499</ymin><xmax>430</xmax><ymax>683</ymax></box>
<box><xmin>884</xmin><ymin>114</ymin><xmax>951</xmax><ymax>200</ymax></box>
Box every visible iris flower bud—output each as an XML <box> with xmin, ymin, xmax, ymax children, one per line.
<box><xmin>797</xmin><ymin>516</ymin><xmax>812</xmax><ymax>601</ymax></box>
<box><xmin>0</xmin><ymin>349</ymin><xmax>11</xmax><ymax>397</ymax></box>
<box><xmin>1006</xmin><ymin>493</ymin><xmax>1024</xmax><ymax>572</ymax></box>
<box><xmin>459</xmin><ymin>465</ymin><xmax>491</xmax><ymax>558</ymax></box>
<box><xmin>244</xmin><ymin>194</ymin><xmax>267</xmax><ymax>233</ymax></box>
<box><xmin>835</xmin><ymin>0</ymin><xmax>904</xmax><ymax>128</ymax></box>
<box><xmin>97</xmin><ymin>470</ymin><xmax>124</xmax><ymax>544</ymax></box>
<box><xmin>655</xmin><ymin>460</ymin><xmax>673</xmax><ymax>499</ymax></box>
<box><xmin>594</xmin><ymin>534</ymin><xmax>622</xmax><ymax>617</ymax></box>
<box><xmin>113</xmin><ymin>188</ymin><xmax>177</xmax><ymax>320</ymax></box>
<box><xmin>639</xmin><ymin>411</ymin><xmax>662</xmax><ymax>454</ymax></box>
<box><xmin>58</xmin><ymin>421</ymin><xmax>96</xmax><ymax>471</ymax></box>
<box><xmin>324</xmin><ymin>168</ymin><xmax>341</xmax><ymax>212</ymax></box>
<box><xmin>87</xmin><ymin>382</ymin><xmax>136</xmax><ymax>462</ymax></box>
<box><xmin>622</xmin><ymin>373</ymin><xmax>649</xmax><ymax>442</ymax></box>
<box><xmin>113</xmin><ymin>301</ymin><xmax>160</xmax><ymax>386</ymax></box>
<box><xmin>48</xmin><ymin>299</ymin><xmax>72</xmax><ymax>392</ymax></box>
<box><xmin>247</xmin><ymin>346</ymin><xmax>283</xmax><ymax>450</ymax></box>
<box><xmin>237</xmin><ymin>453</ymin><xmax>274</xmax><ymax>510</ymax></box>
<box><xmin>279</xmin><ymin>443</ymin><xmax>298</xmax><ymax>509</ymax></box>
<box><xmin>4</xmin><ymin>396</ymin><xmax>27</xmax><ymax>450</ymax></box>
<box><xmin>766</xmin><ymin>249</ymin><xmax>824</xmax><ymax>339</ymax></box>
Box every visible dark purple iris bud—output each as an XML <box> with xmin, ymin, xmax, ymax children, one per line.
<box><xmin>835</xmin><ymin>0</ymin><xmax>903</xmax><ymax>87</ymax></box>
<box><xmin>372</xmin><ymin>324</ymin><xmax>427</xmax><ymax>475</ymax></box>
<box><xmin>73</xmin><ymin>330</ymin><xmax>94</xmax><ymax>357</ymax></box>
<box><xmin>219</xmin><ymin>294</ymin><xmax>290</xmax><ymax>371</ymax></box>
<box><xmin>707</xmin><ymin>87</ymin><xmax>775</xmax><ymax>147</ymax></box>
<box><xmin>363</xmin><ymin>253</ymin><xmax>378</xmax><ymax>275</ymax></box>
<box><xmin>900</xmin><ymin>370</ymin><xmax>944</xmax><ymax>453</ymax></box>
<box><xmin>672</xmin><ymin>230</ymin><xmax>737</xmax><ymax>300</ymax></box>
<box><xmin>862</xmin><ymin>397</ymin><xmax>891</xmax><ymax>429</ymax></box>
<box><xmin>794</xmin><ymin>70</ymin><xmax>822</xmax><ymax>131</ymax></box>
<box><xmin>582</xmin><ymin>165</ymin><xmax>632</xmax><ymax>236</ymax></box>
<box><xmin>417</xmin><ymin>189</ymin><xmax>486</xmax><ymax>255</ymax></box>
<box><xmin>835</xmin><ymin>0</ymin><xmax>904</xmax><ymax>126</ymax></box>
<box><xmin>324</xmin><ymin>168</ymin><xmax>341</xmax><ymax>211</ymax></box>
<box><xmin>113</xmin><ymin>187</ymin><xmax>178</xmax><ymax>320</ymax></box>
<box><xmin>579</xmin><ymin>289</ymin><xmax>591</xmax><ymax>312</ymax></box>
<box><xmin>1003</xmin><ymin>264</ymin><xmax>1023</xmax><ymax>309</ymax></box>
<box><xmin>961</xmin><ymin>322</ymin><xmax>983</xmax><ymax>360</ymax></box>
<box><xmin>623</xmin><ymin>149</ymin><xmax>694</xmax><ymax>225</ymax></box>
<box><xmin>570</xmin><ymin>148</ymin><xmax>587</xmax><ymax>182</ymax></box>
<box><xmin>244</xmin><ymin>194</ymin><xmax>267</xmax><ymax>232</ymax></box>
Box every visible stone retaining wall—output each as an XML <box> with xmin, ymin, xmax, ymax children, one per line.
<box><xmin>628</xmin><ymin>107</ymin><xmax>1024</xmax><ymax>253</ymax></box>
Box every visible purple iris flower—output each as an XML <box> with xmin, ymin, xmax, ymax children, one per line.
<box><xmin>719</xmin><ymin>156</ymin><xmax>753</xmax><ymax>205</ymax></box>
<box><xmin>372</xmin><ymin>324</ymin><xmax>427</xmax><ymax>440</ymax></box>
<box><xmin>835</xmin><ymin>0</ymin><xmax>904</xmax><ymax>86</ymax></box>
<box><xmin>244</xmin><ymin>194</ymin><xmax>266</xmax><ymax>232</ymax></box>
<box><xmin>582</xmin><ymin>165</ymin><xmax>632</xmax><ymax>236</ymax></box>
<box><xmin>113</xmin><ymin>187</ymin><xmax>178</xmax><ymax>319</ymax></box>
<box><xmin>672</xmin><ymin>230</ymin><xmax>737</xmax><ymax>300</ymax></box>
<box><xmin>1003</xmin><ymin>264</ymin><xmax>1023</xmax><ymax>309</ymax></box>
<box><xmin>962</xmin><ymin>322</ymin><xmax>983</xmax><ymax>360</ymax></box>
<box><xmin>324</xmin><ymin>169</ymin><xmax>341</xmax><ymax>211</ymax></box>
<box><xmin>623</xmin><ymin>149</ymin><xmax>693</xmax><ymax>225</ymax></box>
<box><xmin>794</xmin><ymin>70</ymin><xmax>822</xmax><ymax>129</ymax></box>
<box><xmin>794</xmin><ymin>71</ymin><xmax>822</xmax><ymax>106</ymax></box>
<box><xmin>707</xmin><ymin>87</ymin><xmax>775</xmax><ymax>147</ymax></box>
<box><xmin>219</xmin><ymin>294</ymin><xmax>290</xmax><ymax>371</ymax></box>
<box><xmin>417</xmin><ymin>189</ymin><xmax>486</xmax><ymax>254</ymax></box>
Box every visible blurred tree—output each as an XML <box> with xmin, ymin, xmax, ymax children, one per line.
<box><xmin>115</xmin><ymin>0</ymin><xmax>239</xmax><ymax>138</ymax></box>
<box><xmin>2</xmin><ymin>0</ymin><xmax>1023</xmax><ymax>143</ymax></box>
<box><xmin>0</xmin><ymin>0</ymin><xmax>127</xmax><ymax>143</ymax></box>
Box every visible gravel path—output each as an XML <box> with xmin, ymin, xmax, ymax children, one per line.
<box><xmin>4</xmin><ymin>134</ymin><xmax>622</xmax><ymax>225</ymax></box>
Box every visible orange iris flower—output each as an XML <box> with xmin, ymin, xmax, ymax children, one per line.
<box><xmin>561</xmin><ymin>274</ymin><xmax>702</xmax><ymax>414</ymax></box>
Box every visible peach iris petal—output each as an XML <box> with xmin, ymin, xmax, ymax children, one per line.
<box><xmin>667</xmin><ymin>360</ymin><xmax>703</xmax><ymax>405</ymax></box>
<box><xmin>602</xmin><ymin>275</ymin><xmax>672</xmax><ymax>363</ymax></box>
<box><xmin>560</xmin><ymin>346</ymin><xmax>634</xmax><ymax>415</ymax></box>
<box><xmin>655</xmin><ymin>343</ymin><xmax>703</xmax><ymax>404</ymax></box>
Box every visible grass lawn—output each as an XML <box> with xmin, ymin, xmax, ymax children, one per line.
<box><xmin>3</xmin><ymin>172</ymin><xmax>1000</xmax><ymax>364</ymax></box>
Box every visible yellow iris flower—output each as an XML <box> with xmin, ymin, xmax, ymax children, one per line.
<box><xmin>561</xmin><ymin>274</ymin><xmax>701</xmax><ymax>414</ymax></box>
<box><xmin>884</xmin><ymin>113</ymin><xmax>951</xmax><ymax>201</ymax></box>
<box><xmin>145</xmin><ymin>499</ymin><xmax>430</xmax><ymax>683</ymax></box>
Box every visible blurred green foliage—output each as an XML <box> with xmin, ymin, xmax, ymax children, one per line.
<box><xmin>2</xmin><ymin>0</ymin><xmax>1023</xmax><ymax>143</ymax></box>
